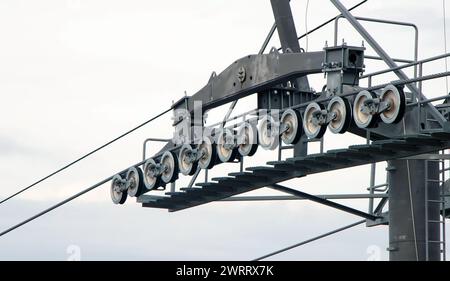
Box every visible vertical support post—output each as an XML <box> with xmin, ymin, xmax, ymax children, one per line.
<box><xmin>270</xmin><ymin>0</ymin><xmax>309</xmax><ymax>157</ymax></box>
<box><xmin>270</xmin><ymin>0</ymin><xmax>302</xmax><ymax>53</ymax></box>
<box><xmin>368</xmin><ymin>163</ymin><xmax>376</xmax><ymax>214</ymax></box>
<box><xmin>388</xmin><ymin>160</ymin><xmax>441</xmax><ymax>261</ymax></box>
<box><xmin>329</xmin><ymin>0</ymin><xmax>442</xmax><ymax>261</ymax></box>
<box><xmin>270</xmin><ymin>0</ymin><xmax>310</xmax><ymax>91</ymax></box>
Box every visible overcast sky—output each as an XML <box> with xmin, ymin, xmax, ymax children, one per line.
<box><xmin>0</xmin><ymin>0</ymin><xmax>449</xmax><ymax>260</ymax></box>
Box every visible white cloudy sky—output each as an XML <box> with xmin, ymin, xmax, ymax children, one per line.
<box><xmin>0</xmin><ymin>0</ymin><xmax>449</xmax><ymax>260</ymax></box>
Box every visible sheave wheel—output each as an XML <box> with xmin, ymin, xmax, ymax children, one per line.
<box><xmin>198</xmin><ymin>136</ymin><xmax>216</xmax><ymax>169</ymax></box>
<box><xmin>280</xmin><ymin>109</ymin><xmax>302</xmax><ymax>145</ymax></box>
<box><xmin>217</xmin><ymin>128</ymin><xmax>238</xmax><ymax>162</ymax></box>
<box><xmin>380</xmin><ymin>85</ymin><xmax>406</xmax><ymax>124</ymax></box>
<box><xmin>353</xmin><ymin>90</ymin><xmax>379</xmax><ymax>129</ymax></box>
<box><xmin>160</xmin><ymin>151</ymin><xmax>179</xmax><ymax>184</ymax></box>
<box><xmin>143</xmin><ymin>158</ymin><xmax>162</xmax><ymax>190</ymax></box>
<box><xmin>111</xmin><ymin>174</ymin><xmax>127</xmax><ymax>205</ymax></box>
<box><xmin>126</xmin><ymin>166</ymin><xmax>145</xmax><ymax>197</ymax></box>
<box><xmin>237</xmin><ymin>122</ymin><xmax>258</xmax><ymax>157</ymax></box>
<box><xmin>327</xmin><ymin>97</ymin><xmax>352</xmax><ymax>134</ymax></box>
<box><xmin>258</xmin><ymin>115</ymin><xmax>279</xmax><ymax>150</ymax></box>
<box><xmin>303</xmin><ymin>102</ymin><xmax>327</xmax><ymax>139</ymax></box>
<box><xmin>178</xmin><ymin>144</ymin><xmax>198</xmax><ymax>176</ymax></box>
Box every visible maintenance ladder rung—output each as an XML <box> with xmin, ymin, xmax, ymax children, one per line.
<box><xmin>425</xmin><ymin>151</ymin><xmax>447</xmax><ymax>261</ymax></box>
<box><xmin>427</xmin><ymin>199</ymin><xmax>445</xmax><ymax>203</ymax></box>
<box><xmin>426</xmin><ymin>159</ymin><xmax>446</xmax><ymax>162</ymax></box>
<box><xmin>428</xmin><ymin>240</ymin><xmax>446</xmax><ymax>244</ymax></box>
<box><xmin>428</xmin><ymin>220</ymin><xmax>445</xmax><ymax>224</ymax></box>
<box><xmin>426</xmin><ymin>179</ymin><xmax>446</xmax><ymax>183</ymax></box>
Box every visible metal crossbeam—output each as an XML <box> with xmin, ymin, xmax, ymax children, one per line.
<box><xmin>268</xmin><ymin>184</ymin><xmax>380</xmax><ymax>221</ymax></box>
<box><xmin>220</xmin><ymin>193</ymin><xmax>388</xmax><ymax>202</ymax></box>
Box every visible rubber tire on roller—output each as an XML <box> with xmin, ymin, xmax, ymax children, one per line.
<box><xmin>143</xmin><ymin>158</ymin><xmax>162</xmax><ymax>190</ymax></box>
<box><xmin>178</xmin><ymin>144</ymin><xmax>198</xmax><ymax>176</ymax></box>
<box><xmin>280</xmin><ymin>109</ymin><xmax>302</xmax><ymax>145</ymax></box>
<box><xmin>237</xmin><ymin>122</ymin><xmax>258</xmax><ymax>157</ymax></box>
<box><xmin>126</xmin><ymin>166</ymin><xmax>146</xmax><ymax>197</ymax></box>
<box><xmin>353</xmin><ymin>90</ymin><xmax>379</xmax><ymax>129</ymax></box>
<box><xmin>198</xmin><ymin>136</ymin><xmax>216</xmax><ymax>169</ymax></box>
<box><xmin>380</xmin><ymin>85</ymin><xmax>406</xmax><ymax>124</ymax></box>
<box><xmin>327</xmin><ymin>96</ymin><xmax>352</xmax><ymax>134</ymax></box>
<box><xmin>303</xmin><ymin>102</ymin><xmax>327</xmax><ymax>139</ymax></box>
<box><xmin>258</xmin><ymin>115</ymin><xmax>279</xmax><ymax>150</ymax></box>
<box><xmin>217</xmin><ymin>128</ymin><xmax>239</xmax><ymax>163</ymax></box>
<box><xmin>110</xmin><ymin>174</ymin><xmax>127</xmax><ymax>205</ymax></box>
<box><xmin>160</xmin><ymin>151</ymin><xmax>179</xmax><ymax>184</ymax></box>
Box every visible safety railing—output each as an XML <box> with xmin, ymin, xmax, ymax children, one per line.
<box><xmin>335</xmin><ymin>15</ymin><xmax>419</xmax><ymax>77</ymax></box>
<box><xmin>361</xmin><ymin>53</ymin><xmax>450</xmax><ymax>132</ymax></box>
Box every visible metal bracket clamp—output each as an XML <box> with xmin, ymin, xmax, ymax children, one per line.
<box><xmin>311</xmin><ymin>109</ymin><xmax>337</xmax><ymax>126</ymax></box>
<box><xmin>360</xmin><ymin>98</ymin><xmax>391</xmax><ymax>115</ymax></box>
<box><xmin>184</xmin><ymin>147</ymin><xmax>209</xmax><ymax>163</ymax></box>
<box><xmin>279</xmin><ymin>123</ymin><xmax>290</xmax><ymax>135</ymax></box>
<box><xmin>113</xmin><ymin>178</ymin><xmax>128</xmax><ymax>193</ymax></box>
<box><xmin>322</xmin><ymin>61</ymin><xmax>343</xmax><ymax>70</ymax></box>
<box><xmin>146</xmin><ymin>163</ymin><xmax>164</xmax><ymax>177</ymax></box>
<box><xmin>236</xmin><ymin>132</ymin><xmax>250</xmax><ymax>147</ymax></box>
<box><xmin>366</xmin><ymin>211</ymin><xmax>389</xmax><ymax>227</ymax></box>
<box><xmin>184</xmin><ymin>149</ymin><xmax>199</xmax><ymax>164</ymax></box>
<box><xmin>219</xmin><ymin>133</ymin><xmax>237</xmax><ymax>150</ymax></box>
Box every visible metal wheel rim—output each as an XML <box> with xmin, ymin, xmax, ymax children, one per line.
<box><xmin>303</xmin><ymin>102</ymin><xmax>323</xmax><ymax>139</ymax></box>
<box><xmin>110</xmin><ymin>174</ymin><xmax>126</xmax><ymax>204</ymax></box>
<box><xmin>380</xmin><ymin>85</ymin><xmax>404</xmax><ymax>124</ymax></box>
<box><xmin>161</xmin><ymin>151</ymin><xmax>177</xmax><ymax>183</ymax></box>
<box><xmin>198</xmin><ymin>136</ymin><xmax>214</xmax><ymax>169</ymax></box>
<box><xmin>143</xmin><ymin>158</ymin><xmax>158</xmax><ymax>189</ymax></box>
<box><xmin>258</xmin><ymin>116</ymin><xmax>278</xmax><ymax>150</ymax></box>
<box><xmin>126</xmin><ymin>167</ymin><xmax>143</xmax><ymax>197</ymax></box>
<box><xmin>328</xmin><ymin>97</ymin><xmax>350</xmax><ymax>134</ymax></box>
<box><xmin>179</xmin><ymin>144</ymin><xmax>195</xmax><ymax>175</ymax></box>
<box><xmin>281</xmin><ymin>109</ymin><xmax>300</xmax><ymax>144</ymax></box>
<box><xmin>217</xmin><ymin>129</ymin><xmax>235</xmax><ymax>162</ymax></box>
<box><xmin>238</xmin><ymin>122</ymin><xmax>258</xmax><ymax>156</ymax></box>
<box><xmin>353</xmin><ymin>91</ymin><xmax>374</xmax><ymax>128</ymax></box>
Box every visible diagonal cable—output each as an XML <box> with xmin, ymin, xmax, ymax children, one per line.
<box><xmin>0</xmin><ymin>108</ymin><xmax>171</xmax><ymax>206</ymax></box>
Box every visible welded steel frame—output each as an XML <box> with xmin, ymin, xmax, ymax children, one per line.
<box><xmin>134</xmin><ymin>0</ymin><xmax>450</xmax><ymax>261</ymax></box>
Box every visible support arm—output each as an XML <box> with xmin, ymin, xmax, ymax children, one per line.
<box><xmin>269</xmin><ymin>184</ymin><xmax>380</xmax><ymax>221</ymax></box>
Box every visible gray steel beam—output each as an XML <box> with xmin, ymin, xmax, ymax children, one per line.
<box><xmin>271</xmin><ymin>0</ymin><xmax>310</xmax><ymax>157</ymax></box>
<box><xmin>330</xmin><ymin>0</ymin><xmax>446</xmax><ymax>126</ymax></box>
<box><xmin>181</xmin><ymin>51</ymin><xmax>324</xmax><ymax>112</ymax></box>
<box><xmin>270</xmin><ymin>0</ymin><xmax>302</xmax><ymax>53</ymax></box>
<box><xmin>270</xmin><ymin>0</ymin><xmax>310</xmax><ymax>90</ymax></box>
<box><xmin>220</xmin><ymin>194</ymin><xmax>388</xmax><ymax>202</ymax></box>
<box><xmin>270</xmin><ymin>0</ymin><xmax>310</xmax><ymax>91</ymax></box>
<box><xmin>402</xmin><ymin>154</ymin><xmax>450</xmax><ymax>160</ymax></box>
<box><xmin>269</xmin><ymin>184</ymin><xmax>380</xmax><ymax>221</ymax></box>
<box><xmin>221</xmin><ymin>22</ymin><xmax>278</xmax><ymax>129</ymax></box>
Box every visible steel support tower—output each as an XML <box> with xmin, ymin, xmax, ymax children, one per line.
<box><xmin>271</xmin><ymin>0</ymin><xmax>441</xmax><ymax>261</ymax></box>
